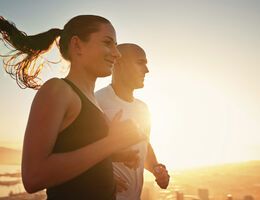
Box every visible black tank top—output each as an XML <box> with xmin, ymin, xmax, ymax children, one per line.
<box><xmin>46</xmin><ymin>79</ymin><xmax>116</xmax><ymax>200</ymax></box>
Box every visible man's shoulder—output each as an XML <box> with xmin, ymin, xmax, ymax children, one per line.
<box><xmin>134</xmin><ymin>98</ymin><xmax>151</xmax><ymax>116</ymax></box>
<box><xmin>135</xmin><ymin>98</ymin><xmax>148</xmax><ymax>108</ymax></box>
<box><xmin>95</xmin><ymin>85</ymin><xmax>111</xmax><ymax>99</ymax></box>
<box><xmin>95</xmin><ymin>85</ymin><xmax>117</xmax><ymax>109</ymax></box>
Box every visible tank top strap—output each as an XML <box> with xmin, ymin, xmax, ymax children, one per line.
<box><xmin>62</xmin><ymin>78</ymin><xmax>86</xmax><ymax>102</ymax></box>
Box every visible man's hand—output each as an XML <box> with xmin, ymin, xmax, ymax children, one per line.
<box><xmin>153</xmin><ymin>164</ymin><xmax>170</xmax><ymax>189</ymax></box>
<box><xmin>112</xmin><ymin>149</ymin><xmax>140</xmax><ymax>169</ymax></box>
<box><xmin>114</xmin><ymin>174</ymin><xmax>128</xmax><ymax>193</ymax></box>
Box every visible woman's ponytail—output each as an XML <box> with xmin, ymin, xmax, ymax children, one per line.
<box><xmin>0</xmin><ymin>16</ymin><xmax>62</xmax><ymax>89</ymax></box>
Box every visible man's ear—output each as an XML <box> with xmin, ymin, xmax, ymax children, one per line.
<box><xmin>114</xmin><ymin>59</ymin><xmax>126</xmax><ymax>75</ymax></box>
<box><xmin>70</xmin><ymin>35</ymin><xmax>83</xmax><ymax>56</ymax></box>
<box><xmin>116</xmin><ymin>57</ymin><xmax>126</xmax><ymax>67</ymax></box>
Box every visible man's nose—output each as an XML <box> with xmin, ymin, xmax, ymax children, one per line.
<box><xmin>144</xmin><ymin>65</ymin><xmax>149</xmax><ymax>73</ymax></box>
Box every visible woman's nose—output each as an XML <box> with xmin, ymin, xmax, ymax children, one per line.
<box><xmin>112</xmin><ymin>45</ymin><xmax>121</xmax><ymax>59</ymax></box>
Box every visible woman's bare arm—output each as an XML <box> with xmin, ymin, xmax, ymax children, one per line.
<box><xmin>22</xmin><ymin>78</ymin><xmax>144</xmax><ymax>193</ymax></box>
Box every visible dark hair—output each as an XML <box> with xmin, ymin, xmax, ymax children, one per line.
<box><xmin>0</xmin><ymin>15</ymin><xmax>111</xmax><ymax>89</ymax></box>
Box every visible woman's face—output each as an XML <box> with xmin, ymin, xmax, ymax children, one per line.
<box><xmin>79</xmin><ymin>23</ymin><xmax>121</xmax><ymax>77</ymax></box>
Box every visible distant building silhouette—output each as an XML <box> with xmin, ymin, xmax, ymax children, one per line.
<box><xmin>244</xmin><ymin>195</ymin><xmax>254</xmax><ymax>200</ymax></box>
<box><xmin>198</xmin><ymin>188</ymin><xmax>209</xmax><ymax>200</ymax></box>
<box><xmin>176</xmin><ymin>191</ymin><xmax>184</xmax><ymax>200</ymax></box>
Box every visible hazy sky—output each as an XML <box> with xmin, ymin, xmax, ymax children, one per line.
<box><xmin>0</xmin><ymin>0</ymin><xmax>259</xmax><ymax>169</ymax></box>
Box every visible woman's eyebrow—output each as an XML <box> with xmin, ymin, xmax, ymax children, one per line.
<box><xmin>104</xmin><ymin>36</ymin><xmax>117</xmax><ymax>44</ymax></box>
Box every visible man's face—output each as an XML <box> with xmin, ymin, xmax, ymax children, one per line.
<box><xmin>120</xmin><ymin>47</ymin><xmax>149</xmax><ymax>89</ymax></box>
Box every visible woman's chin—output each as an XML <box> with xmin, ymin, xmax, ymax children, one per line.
<box><xmin>98</xmin><ymin>69</ymin><xmax>112</xmax><ymax>77</ymax></box>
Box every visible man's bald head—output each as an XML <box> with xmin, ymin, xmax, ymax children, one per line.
<box><xmin>112</xmin><ymin>43</ymin><xmax>149</xmax><ymax>90</ymax></box>
<box><xmin>116</xmin><ymin>43</ymin><xmax>146</xmax><ymax>63</ymax></box>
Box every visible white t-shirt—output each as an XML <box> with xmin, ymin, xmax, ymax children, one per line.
<box><xmin>95</xmin><ymin>85</ymin><xmax>150</xmax><ymax>200</ymax></box>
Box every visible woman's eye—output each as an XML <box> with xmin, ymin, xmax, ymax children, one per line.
<box><xmin>104</xmin><ymin>41</ymin><xmax>112</xmax><ymax>46</ymax></box>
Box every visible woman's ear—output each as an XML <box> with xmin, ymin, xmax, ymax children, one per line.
<box><xmin>70</xmin><ymin>35</ymin><xmax>83</xmax><ymax>56</ymax></box>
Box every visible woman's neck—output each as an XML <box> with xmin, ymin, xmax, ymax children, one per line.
<box><xmin>66</xmin><ymin>65</ymin><xmax>96</xmax><ymax>98</ymax></box>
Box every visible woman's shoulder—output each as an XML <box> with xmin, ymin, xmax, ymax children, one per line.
<box><xmin>34</xmin><ymin>78</ymin><xmax>73</xmax><ymax>104</ymax></box>
<box><xmin>40</xmin><ymin>78</ymin><xmax>67</xmax><ymax>90</ymax></box>
<box><xmin>38</xmin><ymin>78</ymin><xmax>71</xmax><ymax>94</ymax></box>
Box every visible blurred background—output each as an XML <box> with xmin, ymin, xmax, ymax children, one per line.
<box><xmin>0</xmin><ymin>0</ymin><xmax>259</xmax><ymax>199</ymax></box>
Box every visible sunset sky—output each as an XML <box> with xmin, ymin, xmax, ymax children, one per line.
<box><xmin>0</xmin><ymin>0</ymin><xmax>259</xmax><ymax>169</ymax></box>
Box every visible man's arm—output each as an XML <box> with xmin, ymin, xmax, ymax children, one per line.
<box><xmin>144</xmin><ymin>143</ymin><xmax>159</xmax><ymax>173</ymax></box>
<box><xmin>144</xmin><ymin>143</ymin><xmax>170</xmax><ymax>189</ymax></box>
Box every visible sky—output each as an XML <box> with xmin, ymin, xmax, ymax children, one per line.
<box><xmin>0</xmin><ymin>0</ymin><xmax>259</xmax><ymax>169</ymax></box>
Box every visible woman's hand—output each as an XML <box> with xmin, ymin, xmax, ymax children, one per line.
<box><xmin>108</xmin><ymin>110</ymin><xmax>147</xmax><ymax>151</ymax></box>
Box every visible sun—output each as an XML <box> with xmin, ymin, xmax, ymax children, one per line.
<box><xmin>135</xmin><ymin>67</ymin><xmax>257</xmax><ymax>170</ymax></box>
